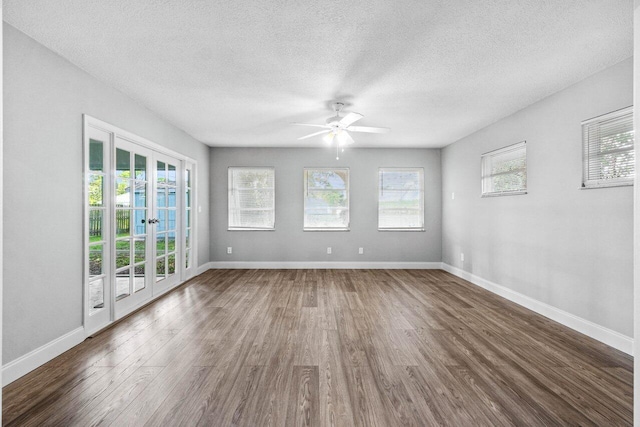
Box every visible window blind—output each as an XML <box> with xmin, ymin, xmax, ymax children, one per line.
<box><xmin>481</xmin><ymin>141</ymin><xmax>527</xmax><ymax>196</ymax></box>
<box><xmin>228</xmin><ymin>167</ymin><xmax>275</xmax><ymax>230</ymax></box>
<box><xmin>582</xmin><ymin>107</ymin><xmax>634</xmax><ymax>188</ymax></box>
<box><xmin>378</xmin><ymin>168</ymin><xmax>424</xmax><ymax>230</ymax></box>
<box><xmin>303</xmin><ymin>168</ymin><xmax>349</xmax><ymax>230</ymax></box>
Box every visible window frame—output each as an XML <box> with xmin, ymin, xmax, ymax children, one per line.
<box><xmin>581</xmin><ymin>106</ymin><xmax>634</xmax><ymax>189</ymax></box>
<box><xmin>227</xmin><ymin>166</ymin><xmax>276</xmax><ymax>231</ymax></box>
<box><xmin>377</xmin><ymin>167</ymin><xmax>425</xmax><ymax>231</ymax></box>
<box><xmin>303</xmin><ymin>167</ymin><xmax>350</xmax><ymax>231</ymax></box>
<box><xmin>481</xmin><ymin>141</ymin><xmax>527</xmax><ymax>197</ymax></box>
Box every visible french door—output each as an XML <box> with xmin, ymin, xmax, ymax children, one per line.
<box><xmin>84</xmin><ymin>117</ymin><xmax>195</xmax><ymax>335</ymax></box>
<box><xmin>113</xmin><ymin>138</ymin><xmax>154</xmax><ymax>319</ymax></box>
<box><xmin>152</xmin><ymin>153</ymin><xmax>181</xmax><ymax>294</ymax></box>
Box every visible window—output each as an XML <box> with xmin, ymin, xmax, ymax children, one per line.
<box><xmin>228</xmin><ymin>167</ymin><xmax>275</xmax><ymax>230</ymax></box>
<box><xmin>378</xmin><ymin>168</ymin><xmax>424</xmax><ymax>230</ymax></box>
<box><xmin>303</xmin><ymin>168</ymin><xmax>349</xmax><ymax>230</ymax></box>
<box><xmin>582</xmin><ymin>106</ymin><xmax>634</xmax><ymax>188</ymax></box>
<box><xmin>481</xmin><ymin>141</ymin><xmax>527</xmax><ymax>197</ymax></box>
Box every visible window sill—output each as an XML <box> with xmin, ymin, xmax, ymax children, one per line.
<box><xmin>378</xmin><ymin>228</ymin><xmax>425</xmax><ymax>232</ymax></box>
<box><xmin>481</xmin><ymin>190</ymin><xmax>527</xmax><ymax>198</ymax></box>
<box><xmin>303</xmin><ymin>228</ymin><xmax>350</xmax><ymax>232</ymax></box>
<box><xmin>228</xmin><ymin>228</ymin><xmax>275</xmax><ymax>231</ymax></box>
<box><xmin>581</xmin><ymin>181</ymin><xmax>633</xmax><ymax>190</ymax></box>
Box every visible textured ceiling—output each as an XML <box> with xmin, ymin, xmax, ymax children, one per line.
<box><xmin>4</xmin><ymin>1</ymin><xmax>633</xmax><ymax>148</ymax></box>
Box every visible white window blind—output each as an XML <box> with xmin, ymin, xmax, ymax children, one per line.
<box><xmin>481</xmin><ymin>141</ymin><xmax>527</xmax><ymax>197</ymax></box>
<box><xmin>582</xmin><ymin>106</ymin><xmax>634</xmax><ymax>188</ymax></box>
<box><xmin>228</xmin><ymin>167</ymin><xmax>275</xmax><ymax>230</ymax></box>
<box><xmin>303</xmin><ymin>168</ymin><xmax>349</xmax><ymax>230</ymax></box>
<box><xmin>378</xmin><ymin>168</ymin><xmax>424</xmax><ymax>230</ymax></box>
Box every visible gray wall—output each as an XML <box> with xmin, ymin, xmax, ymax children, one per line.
<box><xmin>442</xmin><ymin>57</ymin><xmax>633</xmax><ymax>337</ymax></box>
<box><xmin>3</xmin><ymin>24</ymin><xmax>210</xmax><ymax>363</ymax></box>
<box><xmin>210</xmin><ymin>148</ymin><xmax>442</xmax><ymax>263</ymax></box>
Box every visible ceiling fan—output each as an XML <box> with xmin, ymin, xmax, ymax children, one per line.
<box><xmin>293</xmin><ymin>103</ymin><xmax>390</xmax><ymax>158</ymax></box>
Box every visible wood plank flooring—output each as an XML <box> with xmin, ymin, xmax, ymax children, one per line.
<box><xmin>2</xmin><ymin>269</ymin><xmax>633</xmax><ymax>426</ymax></box>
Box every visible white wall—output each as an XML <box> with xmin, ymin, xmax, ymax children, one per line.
<box><xmin>442</xmin><ymin>57</ymin><xmax>633</xmax><ymax>338</ymax></box>
<box><xmin>210</xmin><ymin>148</ymin><xmax>442</xmax><ymax>265</ymax></box>
<box><xmin>3</xmin><ymin>24</ymin><xmax>210</xmax><ymax>364</ymax></box>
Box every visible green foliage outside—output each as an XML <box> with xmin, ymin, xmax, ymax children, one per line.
<box><xmin>308</xmin><ymin>171</ymin><xmax>347</xmax><ymax>207</ymax></box>
<box><xmin>491</xmin><ymin>158</ymin><xmax>526</xmax><ymax>192</ymax></box>
<box><xmin>596</xmin><ymin>130</ymin><xmax>634</xmax><ymax>180</ymax></box>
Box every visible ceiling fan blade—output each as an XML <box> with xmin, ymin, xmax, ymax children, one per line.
<box><xmin>339</xmin><ymin>112</ymin><xmax>363</xmax><ymax>127</ymax></box>
<box><xmin>298</xmin><ymin>129</ymin><xmax>331</xmax><ymax>140</ymax></box>
<box><xmin>292</xmin><ymin>123</ymin><xmax>331</xmax><ymax>129</ymax></box>
<box><xmin>347</xmin><ymin>126</ymin><xmax>390</xmax><ymax>133</ymax></box>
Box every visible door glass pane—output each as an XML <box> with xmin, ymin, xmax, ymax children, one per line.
<box><xmin>116</xmin><ymin>239</ymin><xmax>131</xmax><ymax>269</ymax></box>
<box><xmin>116</xmin><ymin>209</ymin><xmax>131</xmax><ymax>236</ymax></box>
<box><xmin>168</xmin><ymin>210</ymin><xmax>176</xmax><ymax>230</ymax></box>
<box><xmin>186</xmin><ymin>169</ymin><xmax>191</xmax><ymax>187</ymax></box>
<box><xmin>134</xmin><ymin>264</ymin><xmax>145</xmax><ymax>292</ymax></box>
<box><xmin>158</xmin><ymin>210</ymin><xmax>167</xmax><ymax>231</ymax></box>
<box><xmin>134</xmin><ymin>182</ymin><xmax>146</xmax><ymax>207</ymax></box>
<box><xmin>168</xmin><ymin>254</ymin><xmax>176</xmax><ymax>275</ymax></box>
<box><xmin>185</xmin><ymin>250</ymin><xmax>190</xmax><ymax>269</ymax></box>
<box><xmin>89</xmin><ymin>209</ymin><xmax>104</xmax><ymax>242</ymax></box>
<box><xmin>168</xmin><ymin>187</ymin><xmax>176</xmax><ymax>207</ymax></box>
<box><xmin>89</xmin><ymin>139</ymin><xmax>104</xmax><ymax>172</ymax></box>
<box><xmin>167</xmin><ymin>232</ymin><xmax>176</xmax><ymax>252</ymax></box>
<box><xmin>89</xmin><ymin>175</ymin><xmax>103</xmax><ymax>207</ymax></box>
<box><xmin>157</xmin><ymin>161</ymin><xmax>166</xmax><ymax>183</ymax></box>
<box><xmin>89</xmin><ymin>244</ymin><xmax>103</xmax><ymax>277</ymax></box>
<box><xmin>134</xmin><ymin>210</ymin><xmax>146</xmax><ymax>235</ymax></box>
<box><xmin>186</xmin><ymin>209</ymin><xmax>191</xmax><ymax>227</ymax></box>
<box><xmin>134</xmin><ymin>238</ymin><xmax>146</xmax><ymax>263</ymax></box>
<box><xmin>156</xmin><ymin>257</ymin><xmax>166</xmax><ymax>282</ymax></box>
<box><xmin>116</xmin><ymin>268</ymin><xmax>131</xmax><ymax>300</ymax></box>
<box><xmin>185</xmin><ymin>189</ymin><xmax>191</xmax><ymax>207</ymax></box>
<box><xmin>89</xmin><ymin>279</ymin><xmax>105</xmax><ymax>313</ymax></box>
<box><xmin>157</xmin><ymin>189</ymin><xmax>166</xmax><ymax>208</ymax></box>
<box><xmin>157</xmin><ymin>233</ymin><xmax>166</xmax><ymax>256</ymax></box>
<box><xmin>115</xmin><ymin>179</ymin><xmax>130</xmax><ymax>206</ymax></box>
<box><xmin>185</xmin><ymin>229</ymin><xmax>190</xmax><ymax>248</ymax></box>
<box><xmin>135</xmin><ymin>154</ymin><xmax>146</xmax><ymax>180</ymax></box>
<box><xmin>168</xmin><ymin>164</ymin><xmax>177</xmax><ymax>185</ymax></box>
<box><xmin>116</xmin><ymin>148</ymin><xmax>131</xmax><ymax>178</ymax></box>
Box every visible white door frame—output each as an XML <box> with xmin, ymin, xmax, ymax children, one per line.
<box><xmin>83</xmin><ymin>115</ymin><xmax>198</xmax><ymax>335</ymax></box>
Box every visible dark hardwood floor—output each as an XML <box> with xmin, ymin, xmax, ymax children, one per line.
<box><xmin>2</xmin><ymin>269</ymin><xmax>633</xmax><ymax>426</ymax></box>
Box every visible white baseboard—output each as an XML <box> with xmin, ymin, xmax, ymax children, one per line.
<box><xmin>2</xmin><ymin>327</ymin><xmax>86</xmax><ymax>386</ymax></box>
<box><xmin>197</xmin><ymin>262</ymin><xmax>213</xmax><ymax>275</ymax></box>
<box><xmin>207</xmin><ymin>261</ymin><xmax>443</xmax><ymax>270</ymax></box>
<box><xmin>441</xmin><ymin>263</ymin><xmax>633</xmax><ymax>355</ymax></box>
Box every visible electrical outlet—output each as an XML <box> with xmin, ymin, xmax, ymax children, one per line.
<box><xmin>358</xmin><ymin>247</ymin><xmax>364</xmax><ymax>255</ymax></box>
<box><xmin>460</xmin><ymin>252</ymin><xmax>464</xmax><ymax>262</ymax></box>
<box><xmin>227</xmin><ymin>247</ymin><xmax>232</xmax><ymax>254</ymax></box>
<box><xmin>451</xmin><ymin>192</ymin><xmax>455</xmax><ymax>200</ymax></box>
<box><xmin>327</xmin><ymin>247</ymin><xmax>332</xmax><ymax>255</ymax></box>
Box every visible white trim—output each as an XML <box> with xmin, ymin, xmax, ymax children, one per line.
<box><xmin>84</xmin><ymin>115</ymin><xmax>196</xmax><ymax>163</ymax></box>
<box><xmin>2</xmin><ymin>327</ymin><xmax>86</xmax><ymax>386</ymax></box>
<box><xmin>208</xmin><ymin>261</ymin><xmax>443</xmax><ymax>270</ymax></box>
<box><xmin>197</xmin><ymin>262</ymin><xmax>214</xmax><ymax>275</ymax></box>
<box><xmin>441</xmin><ymin>263</ymin><xmax>633</xmax><ymax>355</ymax></box>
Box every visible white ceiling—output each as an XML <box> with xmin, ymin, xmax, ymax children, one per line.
<box><xmin>4</xmin><ymin>1</ymin><xmax>633</xmax><ymax>148</ymax></box>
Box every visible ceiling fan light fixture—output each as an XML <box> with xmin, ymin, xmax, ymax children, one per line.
<box><xmin>323</xmin><ymin>132</ymin><xmax>335</xmax><ymax>144</ymax></box>
<box><xmin>336</xmin><ymin>130</ymin><xmax>348</xmax><ymax>145</ymax></box>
